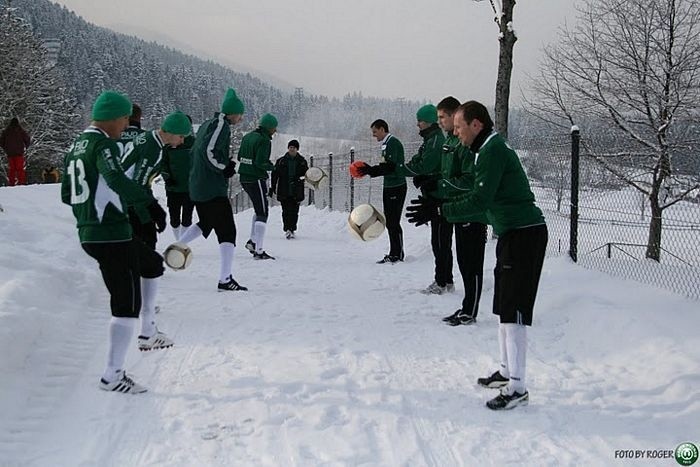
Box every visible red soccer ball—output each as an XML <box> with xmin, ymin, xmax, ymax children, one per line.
<box><xmin>349</xmin><ymin>160</ymin><xmax>368</xmax><ymax>179</ymax></box>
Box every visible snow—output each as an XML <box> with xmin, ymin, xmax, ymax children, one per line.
<box><xmin>1</xmin><ymin>183</ymin><xmax>698</xmax><ymax>466</ymax></box>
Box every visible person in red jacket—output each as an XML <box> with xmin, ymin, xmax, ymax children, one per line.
<box><xmin>0</xmin><ymin>117</ymin><xmax>31</xmax><ymax>186</ymax></box>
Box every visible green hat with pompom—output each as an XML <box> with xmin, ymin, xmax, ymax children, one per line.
<box><xmin>221</xmin><ymin>88</ymin><xmax>245</xmax><ymax>115</ymax></box>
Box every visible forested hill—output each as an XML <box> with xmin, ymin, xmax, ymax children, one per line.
<box><xmin>12</xmin><ymin>0</ymin><xmax>422</xmax><ymax>139</ymax></box>
<box><xmin>14</xmin><ymin>0</ymin><xmax>286</xmax><ymax>129</ymax></box>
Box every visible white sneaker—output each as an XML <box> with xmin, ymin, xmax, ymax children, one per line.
<box><xmin>445</xmin><ymin>283</ymin><xmax>455</xmax><ymax>293</ymax></box>
<box><xmin>285</xmin><ymin>230</ymin><xmax>293</xmax><ymax>239</ymax></box>
<box><xmin>138</xmin><ymin>330</ymin><xmax>174</xmax><ymax>351</ymax></box>
<box><xmin>420</xmin><ymin>281</ymin><xmax>446</xmax><ymax>295</ymax></box>
<box><xmin>99</xmin><ymin>371</ymin><xmax>147</xmax><ymax>394</ymax></box>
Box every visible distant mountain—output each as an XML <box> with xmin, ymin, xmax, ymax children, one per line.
<box><xmin>106</xmin><ymin>22</ymin><xmax>299</xmax><ymax>93</ymax></box>
<box><xmin>14</xmin><ymin>0</ymin><xmax>289</xmax><ymax>129</ymax></box>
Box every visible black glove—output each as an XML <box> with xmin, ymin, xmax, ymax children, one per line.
<box><xmin>222</xmin><ymin>161</ymin><xmax>236</xmax><ymax>178</ymax></box>
<box><xmin>268</xmin><ymin>188</ymin><xmax>275</xmax><ymax>197</ymax></box>
<box><xmin>148</xmin><ymin>200</ymin><xmax>167</xmax><ymax>233</ymax></box>
<box><xmin>420</xmin><ymin>177</ymin><xmax>439</xmax><ymax>193</ymax></box>
<box><xmin>364</xmin><ymin>164</ymin><xmax>382</xmax><ymax>177</ymax></box>
<box><xmin>405</xmin><ymin>196</ymin><xmax>442</xmax><ymax>227</ymax></box>
<box><xmin>355</xmin><ymin>163</ymin><xmax>370</xmax><ymax>177</ymax></box>
<box><xmin>413</xmin><ymin>174</ymin><xmax>429</xmax><ymax>189</ymax></box>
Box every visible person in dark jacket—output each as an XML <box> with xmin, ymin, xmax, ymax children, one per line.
<box><xmin>270</xmin><ymin>139</ymin><xmax>309</xmax><ymax>239</ymax></box>
<box><xmin>0</xmin><ymin>117</ymin><xmax>31</xmax><ymax>186</ymax></box>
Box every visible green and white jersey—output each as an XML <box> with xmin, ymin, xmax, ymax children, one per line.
<box><xmin>379</xmin><ymin>134</ymin><xmax>406</xmax><ymax>188</ymax></box>
<box><xmin>442</xmin><ymin>131</ymin><xmax>544</xmax><ymax>235</ymax></box>
<box><xmin>61</xmin><ymin>126</ymin><xmax>153</xmax><ymax>243</ymax></box>
<box><xmin>120</xmin><ymin>130</ymin><xmax>166</xmax><ymax>223</ymax></box>
<box><xmin>189</xmin><ymin>113</ymin><xmax>232</xmax><ymax>202</ymax></box>
<box><xmin>117</xmin><ymin>125</ymin><xmax>146</xmax><ymax>157</ymax></box>
<box><xmin>121</xmin><ymin>130</ymin><xmax>166</xmax><ymax>188</ymax></box>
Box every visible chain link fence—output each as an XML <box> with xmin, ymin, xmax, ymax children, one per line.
<box><xmin>230</xmin><ymin>134</ymin><xmax>423</xmax><ymax>214</ymax></box>
<box><xmin>521</xmin><ymin>131</ymin><xmax>700</xmax><ymax>300</ymax></box>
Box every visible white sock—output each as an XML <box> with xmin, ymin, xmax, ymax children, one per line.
<box><xmin>254</xmin><ymin>221</ymin><xmax>266</xmax><ymax>253</ymax></box>
<box><xmin>178</xmin><ymin>224</ymin><xmax>203</xmax><ymax>245</ymax></box>
<box><xmin>140</xmin><ymin>277</ymin><xmax>158</xmax><ymax>337</ymax></box>
<box><xmin>102</xmin><ymin>317</ymin><xmax>136</xmax><ymax>382</ymax></box>
<box><xmin>504</xmin><ymin>323</ymin><xmax>527</xmax><ymax>394</ymax></box>
<box><xmin>249</xmin><ymin>217</ymin><xmax>256</xmax><ymax>243</ymax></box>
<box><xmin>498</xmin><ymin>322</ymin><xmax>510</xmax><ymax>379</ymax></box>
<box><xmin>219</xmin><ymin>242</ymin><xmax>235</xmax><ymax>283</ymax></box>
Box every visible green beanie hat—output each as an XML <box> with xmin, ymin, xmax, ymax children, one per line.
<box><xmin>221</xmin><ymin>88</ymin><xmax>245</xmax><ymax>115</ymax></box>
<box><xmin>259</xmin><ymin>113</ymin><xmax>278</xmax><ymax>130</ymax></box>
<box><xmin>416</xmin><ymin>104</ymin><xmax>438</xmax><ymax>124</ymax></box>
<box><xmin>91</xmin><ymin>91</ymin><xmax>132</xmax><ymax>121</ymax></box>
<box><xmin>161</xmin><ymin>111</ymin><xmax>192</xmax><ymax>135</ymax></box>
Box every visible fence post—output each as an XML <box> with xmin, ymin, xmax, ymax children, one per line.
<box><xmin>309</xmin><ymin>155</ymin><xmax>314</xmax><ymax>206</ymax></box>
<box><xmin>328</xmin><ymin>152</ymin><xmax>333</xmax><ymax>211</ymax></box>
<box><xmin>350</xmin><ymin>147</ymin><xmax>355</xmax><ymax>212</ymax></box>
<box><xmin>569</xmin><ymin>125</ymin><xmax>580</xmax><ymax>262</ymax></box>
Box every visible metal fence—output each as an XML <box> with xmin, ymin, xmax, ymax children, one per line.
<box><xmin>228</xmin><ymin>131</ymin><xmax>700</xmax><ymax>300</ymax></box>
<box><xmin>230</xmin><ymin>137</ymin><xmax>424</xmax><ymax>214</ymax></box>
<box><xmin>521</xmin><ymin>130</ymin><xmax>700</xmax><ymax>300</ymax></box>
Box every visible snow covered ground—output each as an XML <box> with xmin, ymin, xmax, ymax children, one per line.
<box><xmin>0</xmin><ymin>183</ymin><xmax>698</xmax><ymax>466</ymax></box>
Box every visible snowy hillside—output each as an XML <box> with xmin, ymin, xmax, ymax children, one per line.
<box><xmin>0</xmin><ymin>183</ymin><xmax>698</xmax><ymax>466</ymax></box>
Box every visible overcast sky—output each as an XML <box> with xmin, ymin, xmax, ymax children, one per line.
<box><xmin>52</xmin><ymin>0</ymin><xmax>578</xmax><ymax>106</ymax></box>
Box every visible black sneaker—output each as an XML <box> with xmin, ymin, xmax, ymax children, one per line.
<box><xmin>253</xmin><ymin>251</ymin><xmax>275</xmax><ymax>260</ymax></box>
<box><xmin>245</xmin><ymin>239</ymin><xmax>256</xmax><ymax>255</ymax></box>
<box><xmin>486</xmin><ymin>389</ymin><xmax>529</xmax><ymax>410</ymax></box>
<box><xmin>442</xmin><ymin>309</ymin><xmax>462</xmax><ymax>322</ymax></box>
<box><xmin>218</xmin><ymin>276</ymin><xmax>248</xmax><ymax>291</ymax></box>
<box><xmin>376</xmin><ymin>255</ymin><xmax>401</xmax><ymax>264</ymax></box>
<box><xmin>447</xmin><ymin>312</ymin><xmax>477</xmax><ymax>326</ymax></box>
<box><xmin>477</xmin><ymin>370</ymin><xmax>510</xmax><ymax>389</ymax></box>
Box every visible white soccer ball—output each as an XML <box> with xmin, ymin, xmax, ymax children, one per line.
<box><xmin>348</xmin><ymin>204</ymin><xmax>386</xmax><ymax>242</ymax></box>
<box><xmin>163</xmin><ymin>242</ymin><xmax>193</xmax><ymax>270</ymax></box>
<box><xmin>304</xmin><ymin>167</ymin><xmax>328</xmax><ymax>190</ymax></box>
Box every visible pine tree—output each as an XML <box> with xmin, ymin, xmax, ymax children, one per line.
<box><xmin>0</xmin><ymin>5</ymin><xmax>81</xmax><ymax>183</ymax></box>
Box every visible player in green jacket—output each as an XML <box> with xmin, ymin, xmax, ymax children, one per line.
<box><xmin>238</xmin><ymin>113</ymin><xmax>277</xmax><ymax>260</ymax></box>
<box><xmin>121</xmin><ymin>110</ymin><xmax>192</xmax><ymax>249</ymax></box>
<box><xmin>176</xmin><ymin>88</ymin><xmax>248</xmax><ymax>291</ymax></box>
<box><xmin>161</xmin><ymin>126</ymin><xmax>194</xmax><ymax>241</ymax></box>
<box><xmin>354</xmin><ymin>119</ymin><xmax>407</xmax><ymax>263</ymax></box>
<box><xmin>398</xmin><ymin>105</ymin><xmax>451</xmax><ymax>292</ymax></box>
<box><xmin>61</xmin><ymin>91</ymin><xmax>172</xmax><ymax>394</ymax></box>
<box><xmin>407</xmin><ymin>101</ymin><xmax>547</xmax><ymax>411</ymax></box>
<box><xmin>431</xmin><ymin>96</ymin><xmax>489</xmax><ymax>325</ymax></box>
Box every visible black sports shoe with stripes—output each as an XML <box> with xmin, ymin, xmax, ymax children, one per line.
<box><xmin>218</xmin><ymin>276</ymin><xmax>248</xmax><ymax>291</ymax></box>
<box><xmin>99</xmin><ymin>371</ymin><xmax>147</xmax><ymax>394</ymax></box>
<box><xmin>253</xmin><ymin>251</ymin><xmax>275</xmax><ymax>260</ymax></box>
<box><xmin>486</xmin><ymin>389</ymin><xmax>529</xmax><ymax>410</ymax></box>
<box><xmin>477</xmin><ymin>370</ymin><xmax>510</xmax><ymax>389</ymax></box>
<box><xmin>245</xmin><ymin>239</ymin><xmax>256</xmax><ymax>255</ymax></box>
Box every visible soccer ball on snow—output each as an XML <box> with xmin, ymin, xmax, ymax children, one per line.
<box><xmin>304</xmin><ymin>167</ymin><xmax>328</xmax><ymax>190</ymax></box>
<box><xmin>163</xmin><ymin>242</ymin><xmax>193</xmax><ymax>270</ymax></box>
<box><xmin>348</xmin><ymin>204</ymin><xmax>386</xmax><ymax>242</ymax></box>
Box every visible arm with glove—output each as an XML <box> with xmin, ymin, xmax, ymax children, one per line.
<box><xmin>405</xmin><ymin>195</ymin><xmax>443</xmax><ymax>227</ymax></box>
<box><xmin>349</xmin><ymin>160</ymin><xmax>395</xmax><ymax>178</ymax></box>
